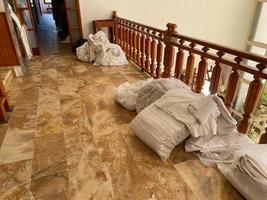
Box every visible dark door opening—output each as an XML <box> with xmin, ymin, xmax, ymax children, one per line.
<box><xmin>34</xmin><ymin>0</ymin><xmax>71</xmax><ymax>54</ymax></box>
<box><xmin>7</xmin><ymin>0</ymin><xmax>83</xmax><ymax>55</ymax></box>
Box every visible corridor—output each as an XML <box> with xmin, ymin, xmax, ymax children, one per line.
<box><xmin>37</xmin><ymin>14</ymin><xmax>70</xmax><ymax>55</ymax></box>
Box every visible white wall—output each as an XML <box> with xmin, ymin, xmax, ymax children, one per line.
<box><xmin>79</xmin><ymin>0</ymin><xmax>254</xmax><ymax>50</ymax></box>
<box><xmin>0</xmin><ymin>0</ymin><xmax>5</xmax><ymax>12</ymax></box>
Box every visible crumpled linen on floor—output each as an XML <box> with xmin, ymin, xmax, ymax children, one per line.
<box><xmin>115</xmin><ymin>79</ymin><xmax>153</xmax><ymax>111</ymax></box>
<box><xmin>76</xmin><ymin>31</ymin><xmax>129</xmax><ymax>66</ymax></box>
<box><xmin>154</xmin><ymin>89</ymin><xmax>237</xmax><ymax>138</ymax></box>
<box><xmin>116</xmin><ymin>78</ymin><xmax>190</xmax><ymax>112</ymax></box>
<box><xmin>136</xmin><ymin>78</ymin><xmax>191</xmax><ymax>113</ymax></box>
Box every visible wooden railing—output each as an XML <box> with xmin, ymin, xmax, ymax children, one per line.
<box><xmin>97</xmin><ymin>11</ymin><xmax>267</xmax><ymax>142</ymax></box>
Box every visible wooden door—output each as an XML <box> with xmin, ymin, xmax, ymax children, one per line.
<box><xmin>13</xmin><ymin>0</ymin><xmax>40</xmax><ymax>55</ymax></box>
<box><xmin>64</xmin><ymin>0</ymin><xmax>83</xmax><ymax>49</ymax></box>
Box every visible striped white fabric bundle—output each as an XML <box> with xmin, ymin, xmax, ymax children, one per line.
<box><xmin>218</xmin><ymin>145</ymin><xmax>267</xmax><ymax>200</ymax></box>
<box><xmin>130</xmin><ymin>104</ymin><xmax>189</xmax><ymax>161</ymax></box>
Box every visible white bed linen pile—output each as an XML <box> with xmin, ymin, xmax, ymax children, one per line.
<box><xmin>218</xmin><ymin>145</ymin><xmax>267</xmax><ymax>200</ymax></box>
<box><xmin>136</xmin><ymin>78</ymin><xmax>190</xmax><ymax>113</ymax></box>
<box><xmin>154</xmin><ymin>89</ymin><xmax>237</xmax><ymax>138</ymax></box>
<box><xmin>130</xmin><ymin>103</ymin><xmax>189</xmax><ymax>160</ymax></box>
<box><xmin>76</xmin><ymin>31</ymin><xmax>128</xmax><ymax>66</ymax></box>
<box><xmin>115</xmin><ymin>79</ymin><xmax>153</xmax><ymax>111</ymax></box>
<box><xmin>117</xmin><ymin>79</ymin><xmax>267</xmax><ymax>200</ymax></box>
<box><xmin>115</xmin><ymin>78</ymin><xmax>190</xmax><ymax>112</ymax></box>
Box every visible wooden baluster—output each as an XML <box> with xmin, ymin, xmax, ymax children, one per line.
<box><xmin>238</xmin><ymin>63</ymin><xmax>265</xmax><ymax>134</ymax></box>
<box><xmin>185</xmin><ymin>42</ymin><xmax>196</xmax><ymax>85</ymax></box>
<box><xmin>163</xmin><ymin>23</ymin><xmax>177</xmax><ymax>78</ymax></box>
<box><xmin>140</xmin><ymin>27</ymin><xmax>146</xmax><ymax>69</ymax></box>
<box><xmin>132</xmin><ymin>28</ymin><xmax>137</xmax><ymax>62</ymax></box>
<box><xmin>156</xmin><ymin>34</ymin><xmax>163</xmax><ymax>78</ymax></box>
<box><xmin>121</xmin><ymin>22</ymin><xmax>125</xmax><ymax>51</ymax></box>
<box><xmin>260</xmin><ymin>127</ymin><xmax>267</xmax><ymax>144</ymax></box>
<box><xmin>125</xmin><ymin>23</ymin><xmax>129</xmax><ymax>56</ymax></box>
<box><xmin>117</xmin><ymin>23</ymin><xmax>121</xmax><ymax>46</ymax></box>
<box><xmin>136</xmin><ymin>29</ymin><xmax>141</xmax><ymax>65</ymax></box>
<box><xmin>112</xmin><ymin>11</ymin><xmax>119</xmax><ymax>45</ymax></box>
<box><xmin>195</xmin><ymin>47</ymin><xmax>209</xmax><ymax>93</ymax></box>
<box><xmin>0</xmin><ymin>82</ymin><xmax>12</xmax><ymax>111</ymax></box>
<box><xmin>209</xmin><ymin>51</ymin><xmax>225</xmax><ymax>94</ymax></box>
<box><xmin>145</xmin><ymin>30</ymin><xmax>151</xmax><ymax>72</ymax></box>
<box><xmin>175</xmin><ymin>39</ymin><xmax>184</xmax><ymax>79</ymax></box>
<box><xmin>150</xmin><ymin>31</ymin><xmax>157</xmax><ymax>76</ymax></box>
<box><xmin>129</xmin><ymin>24</ymin><xmax>133</xmax><ymax>59</ymax></box>
<box><xmin>225</xmin><ymin>57</ymin><xmax>243</xmax><ymax>110</ymax></box>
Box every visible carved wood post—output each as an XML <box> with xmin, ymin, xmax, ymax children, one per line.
<box><xmin>156</xmin><ymin>34</ymin><xmax>163</xmax><ymax>78</ymax></box>
<box><xmin>125</xmin><ymin>23</ymin><xmax>129</xmax><ymax>56</ymax></box>
<box><xmin>121</xmin><ymin>22</ymin><xmax>125</xmax><ymax>52</ymax></box>
<box><xmin>0</xmin><ymin>82</ymin><xmax>12</xmax><ymax>111</ymax></box>
<box><xmin>209</xmin><ymin>51</ymin><xmax>225</xmax><ymax>94</ymax></box>
<box><xmin>145</xmin><ymin>32</ymin><xmax>151</xmax><ymax>72</ymax></box>
<box><xmin>238</xmin><ymin>64</ymin><xmax>265</xmax><ymax>134</ymax></box>
<box><xmin>260</xmin><ymin>127</ymin><xmax>267</xmax><ymax>144</ymax></box>
<box><xmin>225</xmin><ymin>57</ymin><xmax>243</xmax><ymax>110</ymax></box>
<box><xmin>112</xmin><ymin>11</ymin><xmax>119</xmax><ymax>45</ymax></box>
<box><xmin>150</xmin><ymin>31</ymin><xmax>157</xmax><ymax>76</ymax></box>
<box><xmin>129</xmin><ymin>24</ymin><xmax>133</xmax><ymax>59</ymax></box>
<box><xmin>195</xmin><ymin>47</ymin><xmax>209</xmax><ymax>93</ymax></box>
<box><xmin>185</xmin><ymin>42</ymin><xmax>196</xmax><ymax>85</ymax></box>
<box><xmin>133</xmin><ymin>28</ymin><xmax>137</xmax><ymax>62</ymax></box>
<box><xmin>136</xmin><ymin>29</ymin><xmax>141</xmax><ymax>65</ymax></box>
<box><xmin>175</xmin><ymin>39</ymin><xmax>184</xmax><ymax>79</ymax></box>
<box><xmin>163</xmin><ymin>23</ymin><xmax>177</xmax><ymax>78</ymax></box>
<box><xmin>140</xmin><ymin>27</ymin><xmax>146</xmax><ymax>69</ymax></box>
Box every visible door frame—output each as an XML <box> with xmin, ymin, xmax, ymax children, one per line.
<box><xmin>12</xmin><ymin>0</ymin><xmax>41</xmax><ymax>55</ymax></box>
<box><xmin>64</xmin><ymin>0</ymin><xmax>83</xmax><ymax>49</ymax></box>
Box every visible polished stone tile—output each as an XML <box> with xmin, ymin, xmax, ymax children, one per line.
<box><xmin>15</xmin><ymin>87</ymin><xmax>39</xmax><ymax>108</ymax></box>
<box><xmin>8</xmin><ymin>106</ymin><xmax>38</xmax><ymax>130</ymax></box>
<box><xmin>0</xmin><ymin>128</ymin><xmax>35</xmax><ymax>165</ymax></box>
<box><xmin>0</xmin><ymin>123</ymin><xmax>8</xmax><ymax>147</ymax></box>
<box><xmin>30</xmin><ymin>171</ymin><xmax>69</xmax><ymax>199</ymax></box>
<box><xmin>0</xmin><ymin>159</ymin><xmax>33</xmax><ymax>199</ymax></box>
<box><xmin>32</xmin><ymin>133</ymin><xmax>66</xmax><ymax>179</ymax></box>
<box><xmin>174</xmin><ymin>160</ymin><xmax>244</xmax><ymax>200</ymax></box>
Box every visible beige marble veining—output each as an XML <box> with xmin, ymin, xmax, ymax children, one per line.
<box><xmin>0</xmin><ymin>54</ymin><xmax>245</xmax><ymax>200</ymax></box>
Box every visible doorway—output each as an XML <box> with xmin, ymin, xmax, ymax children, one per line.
<box><xmin>35</xmin><ymin>0</ymin><xmax>70</xmax><ymax>54</ymax></box>
<box><xmin>8</xmin><ymin>0</ymin><xmax>83</xmax><ymax>55</ymax></box>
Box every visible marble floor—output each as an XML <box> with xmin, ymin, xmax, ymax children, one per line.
<box><xmin>0</xmin><ymin>54</ymin><xmax>244</xmax><ymax>200</ymax></box>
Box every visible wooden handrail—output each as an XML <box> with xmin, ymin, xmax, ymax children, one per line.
<box><xmin>101</xmin><ymin>11</ymin><xmax>267</xmax><ymax>142</ymax></box>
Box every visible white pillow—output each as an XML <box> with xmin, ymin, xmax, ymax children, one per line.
<box><xmin>130</xmin><ymin>103</ymin><xmax>189</xmax><ymax>161</ymax></box>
